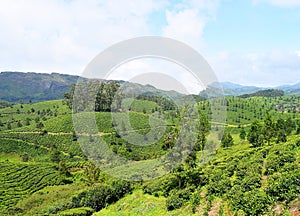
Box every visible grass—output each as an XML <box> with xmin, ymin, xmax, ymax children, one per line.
<box><xmin>95</xmin><ymin>190</ymin><xmax>196</xmax><ymax>216</ymax></box>
<box><xmin>14</xmin><ymin>184</ymin><xmax>86</xmax><ymax>216</ymax></box>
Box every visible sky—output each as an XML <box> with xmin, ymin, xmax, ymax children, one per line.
<box><xmin>0</xmin><ymin>0</ymin><xmax>300</xmax><ymax>92</ymax></box>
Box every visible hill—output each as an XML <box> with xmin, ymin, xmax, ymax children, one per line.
<box><xmin>0</xmin><ymin>72</ymin><xmax>80</xmax><ymax>102</ymax></box>
<box><xmin>0</xmin><ymin>76</ymin><xmax>300</xmax><ymax>215</ymax></box>
<box><xmin>239</xmin><ymin>89</ymin><xmax>284</xmax><ymax>98</ymax></box>
<box><xmin>0</xmin><ymin>72</ymin><xmax>184</xmax><ymax>103</ymax></box>
<box><xmin>200</xmin><ymin>81</ymin><xmax>300</xmax><ymax>97</ymax></box>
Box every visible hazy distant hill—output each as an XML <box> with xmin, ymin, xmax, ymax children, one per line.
<box><xmin>0</xmin><ymin>72</ymin><xmax>80</xmax><ymax>102</ymax></box>
<box><xmin>239</xmin><ymin>89</ymin><xmax>285</xmax><ymax>98</ymax></box>
<box><xmin>1</xmin><ymin>72</ymin><xmax>299</xmax><ymax>102</ymax></box>
<box><xmin>200</xmin><ymin>81</ymin><xmax>300</xmax><ymax>97</ymax></box>
<box><xmin>0</xmin><ymin>72</ymin><xmax>184</xmax><ymax>103</ymax></box>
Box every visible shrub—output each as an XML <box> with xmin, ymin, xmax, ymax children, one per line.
<box><xmin>265</xmin><ymin>149</ymin><xmax>295</xmax><ymax>175</ymax></box>
<box><xmin>71</xmin><ymin>181</ymin><xmax>132</xmax><ymax>212</ymax></box>
<box><xmin>266</xmin><ymin>169</ymin><xmax>300</xmax><ymax>203</ymax></box>
<box><xmin>166</xmin><ymin>188</ymin><xmax>192</xmax><ymax>211</ymax></box>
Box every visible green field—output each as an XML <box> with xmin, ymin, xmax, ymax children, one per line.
<box><xmin>0</xmin><ymin>94</ymin><xmax>300</xmax><ymax>215</ymax></box>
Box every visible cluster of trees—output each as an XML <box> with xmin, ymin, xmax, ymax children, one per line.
<box><xmin>64</xmin><ymin>81</ymin><xmax>121</xmax><ymax>112</ymax></box>
<box><xmin>246</xmin><ymin>113</ymin><xmax>295</xmax><ymax>147</ymax></box>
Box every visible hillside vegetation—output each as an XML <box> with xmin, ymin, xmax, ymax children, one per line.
<box><xmin>0</xmin><ymin>83</ymin><xmax>299</xmax><ymax>215</ymax></box>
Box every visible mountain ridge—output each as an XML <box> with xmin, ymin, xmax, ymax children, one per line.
<box><xmin>201</xmin><ymin>81</ymin><xmax>300</xmax><ymax>97</ymax></box>
<box><xmin>1</xmin><ymin>71</ymin><xmax>300</xmax><ymax>102</ymax></box>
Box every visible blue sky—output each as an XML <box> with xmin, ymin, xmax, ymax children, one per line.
<box><xmin>0</xmin><ymin>0</ymin><xmax>300</xmax><ymax>90</ymax></box>
<box><xmin>204</xmin><ymin>0</ymin><xmax>300</xmax><ymax>52</ymax></box>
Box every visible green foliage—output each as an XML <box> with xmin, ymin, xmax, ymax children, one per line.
<box><xmin>59</xmin><ymin>160</ymin><xmax>71</xmax><ymax>178</ymax></box>
<box><xmin>239</xmin><ymin>89</ymin><xmax>284</xmax><ymax>98</ymax></box>
<box><xmin>71</xmin><ymin>181</ymin><xmax>132</xmax><ymax>212</ymax></box>
<box><xmin>0</xmin><ymin>100</ymin><xmax>14</xmax><ymax>109</ymax></box>
<box><xmin>0</xmin><ymin>138</ymin><xmax>49</xmax><ymax>161</ymax></box>
<box><xmin>0</xmin><ymin>162</ymin><xmax>61</xmax><ymax>212</ymax></box>
<box><xmin>1</xmin><ymin>90</ymin><xmax>300</xmax><ymax>215</ymax></box>
<box><xmin>166</xmin><ymin>188</ymin><xmax>192</xmax><ymax>210</ymax></box>
<box><xmin>239</xmin><ymin>127</ymin><xmax>246</xmax><ymax>140</ymax></box>
<box><xmin>21</xmin><ymin>152</ymin><xmax>29</xmax><ymax>162</ymax></box>
<box><xmin>50</xmin><ymin>147</ymin><xmax>61</xmax><ymax>163</ymax></box>
<box><xmin>221</xmin><ymin>132</ymin><xmax>234</xmax><ymax>148</ymax></box>
<box><xmin>263</xmin><ymin>113</ymin><xmax>275</xmax><ymax>144</ymax></box>
<box><xmin>83</xmin><ymin>164</ymin><xmax>100</xmax><ymax>186</ymax></box>
<box><xmin>64</xmin><ymin>80</ymin><xmax>120</xmax><ymax>112</ymax></box>
<box><xmin>265</xmin><ymin>144</ymin><xmax>296</xmax><ymax>175</ymax></box>
<box><xmin>207</xmin><ymin>169</ymin><xmax>231</xmax><ymax>196</ymax></box>
<box><xmin>228</xmin><ymin>188</ymin><xmax>271</xmax><ymax>216</ymax></box>
<box><xmin>142</xmin><ymin>175</ymin><xmax>178</xmax><ymax>197</ymax></box>
<box><xmin>136</xmin><ymin>94</ymin><xmax>177</xmax><ymax>111</ymax></box>
<box><xmin>196</xmin><ymin>111</ymin><xmax>211</xmax><ymax>151</ymax></box>
<box><xmin>266</xmin><ymin>168</ymin><xmax>300</xmax><ymax>203</ymax></box>
<box><xmin>247</xmin><ymin>120</ymin><xmax>264</xmax><ymax>147</ymax></box>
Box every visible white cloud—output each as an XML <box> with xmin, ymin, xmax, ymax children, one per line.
<box><xmin>107</xmin><ymin>58</ymin><xmax>204</xmax><ymax>94</ymax></box>
<box><xmin>209</xmin><ymin>50</ymin><xmax>300</xmax><ymax>86</ymax></box>
<box><xmin>162</xmin><ymin>0</ymin><xmax>219</xmax><ymax>51</ymax></box>
<box><xmin>0</xmin><ymin>0</ymin><xmax>166</xmax><ymax>74</ymax></box>
<box><xmin>253</xmin><ymin>0</ymin><xmax>300</xmax><ymax>7</ymax></box>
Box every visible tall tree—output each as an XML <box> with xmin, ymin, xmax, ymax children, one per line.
<box><xmin>248</xmin><ymin>120</ymin><xmax>263</xmax><ymax>148</ymax></box>
<box><xmin>263</xmin><ymin>113</ymin><xmax>275</xmax><ymax>145</ymax></box>
<box><xmin>221</xmin><ymin>132</ymin><xmax>234</xmax><ymax>148</ymax></box>
<box><xmin>196</xmin><ymin>111</ymin><xmax>210</xmax><ymax>151</ymax></box>
<box><xmin>240</xmin><ymin>127</ymin><xmax>246</xmax><ymax>140</ymax></box>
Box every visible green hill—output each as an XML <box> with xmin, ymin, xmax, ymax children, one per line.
<box><xmin>0</xmin><ymin>72</ymin><xmax>80</xmax><ymax>102</ymax></box>
<box><xmin>239</xmin><ymin>89</ymin><xmax>284</xmax><ymax>98</ymax></box>
<box><xmin>0</xmin><ymin>87</ymin><xmax>300</xmax><ymax>215</ymax></box>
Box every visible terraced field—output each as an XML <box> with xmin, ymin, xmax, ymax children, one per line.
<box><xmin>0</xmin><ymin>161</ymin><xmax>60</xmax><ymax>213</ymax></box>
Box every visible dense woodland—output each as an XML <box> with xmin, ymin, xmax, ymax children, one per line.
<box><xmin>0</xmin><ymin>83</ymin><xmax>299</xmax><ymax>215</ymax></box>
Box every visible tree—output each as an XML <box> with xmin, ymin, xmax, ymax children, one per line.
<box><xmin>7</xmin><ymin>122</ymin><xmax>12</xmax><ymax>130</ymax></box>
<box><xmin>21</xmin><ymin>153</ymin><xmax>29</xmax><ymax>162</ymax></box>
<box><xmin>263</xmin><ymin>113</ymin><xmax>275</xmax><ymax>145</ymax></box>
<box><xmin>84</xmin><ymin>164</ymin><xmax>100</xmax><ymax>186</ymax></box>
<box><xmin>36</xmin><ymin>121</ymin><xmax>44</xmax><ymax>129</ymax></box>
<box><xmin>285</xmin><ymin>117</ymin><xmax>294</xmax><ymax>135</ymax></box>
<box><xmin>275</xmin><ymin>118</ymin><xmax>287</xmax><ymax>143</ymax></box>
<box><xmin>72</xmin><ymin>131</ymin><xmax>78</xmax><ymax>141</ymax></box>
<box><xmin>17</xmin><ymin>121</ymin><xmax>22</xmax><ymax>128</ymax></box>
<box><xmin>221</xmin><ymin>132</ymin><xmax>234</xmax><ymax>148</ymax></box>
<box><xmin>240</xmin><ymin>127</ymin><xmax>246</xmax><ymax>140</ymax></box>
<box><xmin>248</xmin><ymin>120</ymin><xmax>263</xmax><ymax>147</ymax></box>
<box><xmin>58</xmin><ymin>160</ymin><xmax>70</xmax><ymax>178</ymax></box>
<box><xmin>50</xmin><ymin>147</ymin><xmax>61</xmax><ymax>163</ymax></box>
<box><xmin>25</xmin><ymin>118</ymin><xmax>30</xmax><ymax>126</ymax></box>
<box><xmin>196</xmin><ymin>112</ymin><xmax>210</xmax><ymax>151</ymax></box>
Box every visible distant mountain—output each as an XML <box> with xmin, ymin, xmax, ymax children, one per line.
<box><xmin>1</xmin><ymin>72</ymin><xmax>299</xmax><ymax>102</ymax></box>
<box><xmin>239</xmin><ymin>89</ymin><xmax>285</xmax><ymax>98</ymax></box>
<box><xmin>0</xmin><ymin>72</ymin><xmax>80</xmax><ymax>102</ymax></box>
<box><xmin>277</xmin><ymin>83</ymin><xmax>300</xmax><ymax>95</ymax></box>
<box><xmin>213</xmin><ymin>82</ymin><xmax>262</xmax><ymax>96</ymax></box>
<box><xmin>119</xmin><ymin>81</ymin><xmax>184</xmax><ymax>100</ymax></box>
<box><xmin>201</xmin><ymin>81</ymin><xmax>300</xmax><ymax>97</ymax></box>
<box><xmin>0</xmin><ymin>72</ymin><xmax>184</xmax><ymax>103</ymax></box>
